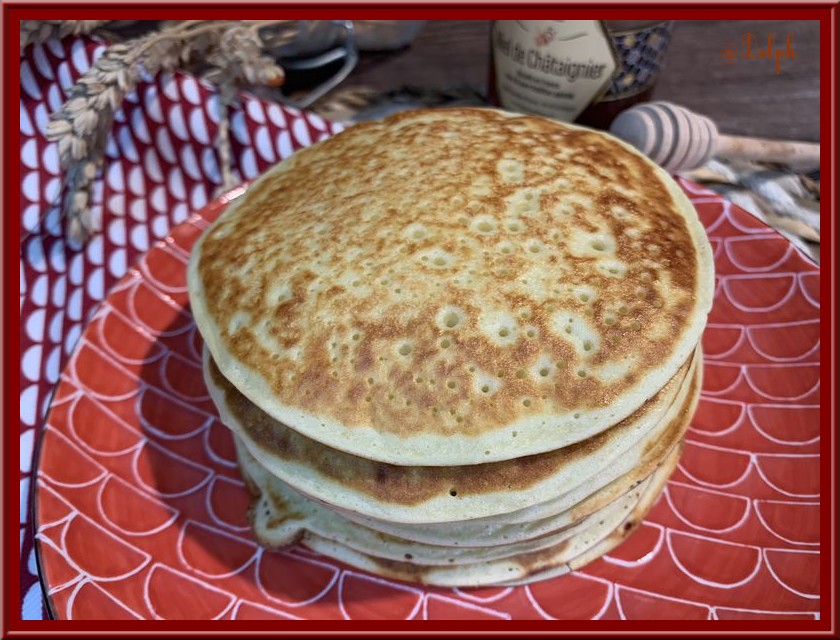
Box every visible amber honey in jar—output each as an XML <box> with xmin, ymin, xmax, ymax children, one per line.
<box><xmin>488</xmin><ymin>20</ymin><xmax>673</xmax><ymax>130</ymax></box>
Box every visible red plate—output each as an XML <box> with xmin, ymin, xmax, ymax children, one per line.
<box><xmin>34</xmin><ymin>180</ymin><xmax>820</xmax><ymax>620</ymax></box>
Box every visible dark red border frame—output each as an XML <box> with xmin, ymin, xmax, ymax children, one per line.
<box><xmin>4</xmin><ymin>3</ymin><xmax>837</xmax><ymax>638</ymax></box>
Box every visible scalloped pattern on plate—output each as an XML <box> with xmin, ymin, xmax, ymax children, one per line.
<box><xmin>33</xmin><ymin>176</ymin><xmax>820</xmax><ymax>619</ymax></box>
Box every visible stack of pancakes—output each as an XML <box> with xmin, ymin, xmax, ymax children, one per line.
<box><xmin>188</xmin><ymin>108</ymin><xmax>713</xmax><ymax>587</ymax></box>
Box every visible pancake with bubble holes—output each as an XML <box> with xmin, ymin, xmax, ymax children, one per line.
<box><xmin>204</xmin><ymin>346</ymin><xmax>698</xmax><ymax>524</ymax></box>
<box><xmin>188</xmin><ymin>107</ymin><xmax>714</xmax><ymax>465</ymax></box>
<box><xmin>235</xmin><ymin>368</ymin><xmax>695</xmax><ymax>558</ymax></box>
<box><xmin>338</xmin><ymin>359</ymin><xmax>697</xmax><ymax>545</ymax></box>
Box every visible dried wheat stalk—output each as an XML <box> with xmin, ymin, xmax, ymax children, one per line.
<box><xmin>20</xmin><ymin>20</ymin><xmax>108</xmax><ymax>52</ymax></box>
<box><xmin>202</xmin><ymin>24</ymin><xmax>287</xmax><ymax>192</ymax></box>
<box><xmin>40</xmin><ymin>20</ymin><xmax>292</xmax><ymax>242</ymax></box>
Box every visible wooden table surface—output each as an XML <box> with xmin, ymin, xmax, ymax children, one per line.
<box><xmin>342</xmin><ymin>20</ymin><xmax>820</xmax><ymax>142</ymax></box>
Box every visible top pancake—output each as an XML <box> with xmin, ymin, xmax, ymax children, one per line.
<box><xmin>188</xmin><ymin>107</ymin><xmax>714</xmax><ymax>465</ymax></box>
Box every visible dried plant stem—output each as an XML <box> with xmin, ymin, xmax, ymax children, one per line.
<box><xmin>44</xmin><ymin>20</ymin><xmax>292</xmax><ymax>242</ymax></box>
<box><xmin>20</xmin><ymin>20</ymin><xmax>108</xmax><ymax>52</ymax></box>
<box><xmin>46</xmin><ymin>39</ymin><xmax>150</xmax><ymax>243</ymax></box>
<box><xmin>215</xmin><ymin>84</ymin><xmax>237</xmax><ymax>193</ymax></box>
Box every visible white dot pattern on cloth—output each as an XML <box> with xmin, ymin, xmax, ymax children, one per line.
<box><xmin>18</xmin><ymin>35</ymin><xmax>340</xmax><ymax>620</ymax></box>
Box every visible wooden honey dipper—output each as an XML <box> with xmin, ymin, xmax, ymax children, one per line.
<box><xmin>608</xmin><ymin>101</ymin><xmax>820</xmax><ymax>173</ymax></box>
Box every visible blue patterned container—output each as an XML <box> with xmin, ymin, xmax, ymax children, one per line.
<box><xmin>603</xmin><ymin>21</ymin><xmax>673</xmax><ymax>102</ymax></box>
<box><xmin>572</xmin><ymin>20</ymin><xmax>673</xmax><ymax>128</ymax></box>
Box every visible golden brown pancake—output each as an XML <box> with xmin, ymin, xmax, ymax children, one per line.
<box><xmin>237</xmin><ymin>432</ymin><xmax>653</xmax><ymax>566</ymax></box>
<box><xmin>205</xmin><ymin>346</ymin><xmax>699</xmax><ymax>523</ymax></box>
<box><xmin>188</xmin><ymin>108</ymin><xmax>714</xmax><ymax>465</ymax></box>
<box><xmin>242</xmin><ymin>443</ymin><xmax>683</xmax><ymax>588</ymax></box>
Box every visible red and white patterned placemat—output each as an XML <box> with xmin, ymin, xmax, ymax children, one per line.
<box><xmin>20</xmin><ymin>36</ymin><xmax>342</xmax><ymax>620</ymax></box>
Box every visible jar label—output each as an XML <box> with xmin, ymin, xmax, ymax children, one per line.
<box><xmin>492</xmin><ymin>20</ymin><xmax>619</xmax><ymax>121</ymax></box>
